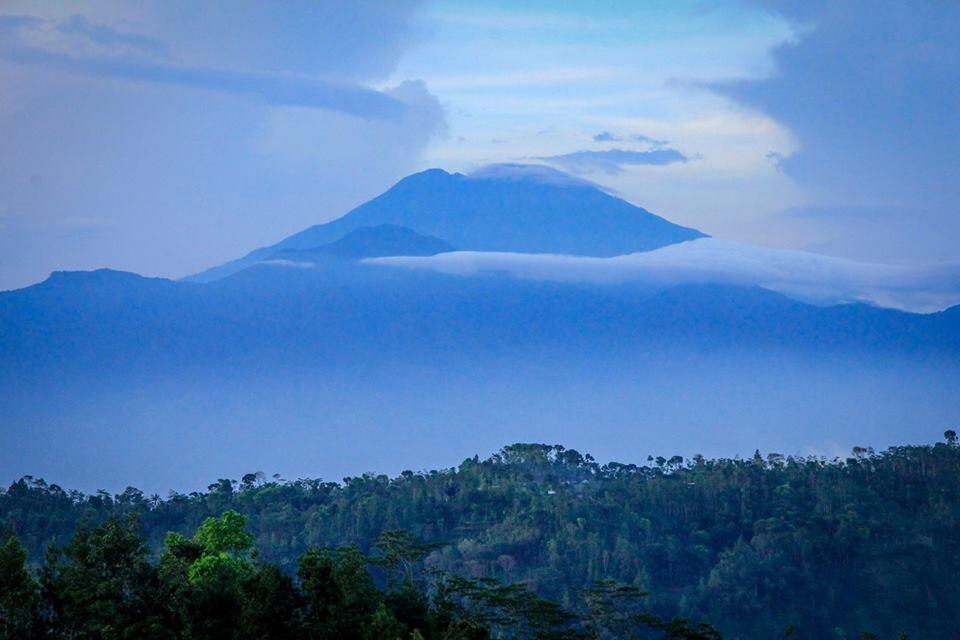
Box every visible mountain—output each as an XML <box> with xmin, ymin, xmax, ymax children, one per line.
<box><xmin>268</xmin><ymin>224</ymin><xmax>454</xmax><ymax>263</ymax></box>
<box><xmin>1</xmin><ymin>165</ymin><xmax>957</xmax><ymax>492</ymax></box>
<box><xmin>189</xmin><ymin>165</ymin><xmax>705</xmax><ymax>282</ymax></box>
<box><xmin>5</xmin><ymin>265</ymin><xmax>957</xmax><ymax>370</ymax></box>
<box><xmin>3</xmin><ymin>263</ymin><xmax>959</xmax><ymax>491</ymax></box>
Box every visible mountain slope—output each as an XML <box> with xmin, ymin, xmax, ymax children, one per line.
<box><xmin>189</xmin><ymin>166</ymin><xmax>705</xmax><ymax>282</ymax></box>
<box><xmin>268</xmin><ymin>224</ymin><xmax>454</xmax><ymax>263</ymax></box>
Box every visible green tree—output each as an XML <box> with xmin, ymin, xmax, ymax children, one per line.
<box><xmin>0</xmin><ymin>532</ymin><xmax>40</xmax><ymax>640</ymax></box>
<box><xmin>159</xmin><ymin>510</ymin><xmax>257</xmax><ymax>640</ymax></box>
<box><xmin>440</xmin><ymin>575</ymin><xmax>575</xmax><ymax>639</ymax></box>
<box><xmin>187</xmin><ymin>510</ymin><xmax>256</xmax><ymax>584</ymax></box>
<box><xmin>298</xmin><ymin>546</ymin><xmax>382</xmax><ymax>640</ymax></box>
<box><xmin>364</xmin><ymin>602</ymin><xmax>405</xmax><ymax>640</ymax></box>
<box><xmin>583</xmin><ymin>580</ymin><xmax>722</xmax><ymax>640</ymax></box>
<box><xmin>238</xmin><ymin>563</ymin><xmax>302</xmax><ymax>640</ymax></box>
<box><xmin>441</xmin><ymin>618</ymin><xmax>492</xmax><ymax>640</ymax></box>
<box><xmin>374</xmin><ymin>530</ymin><xmax>438</xmax><ymax>634</ymax></box>
<box><xmin>40</xmin><ymin>516</ymin><xmax>168</xmax><ymax>640</ymax></box>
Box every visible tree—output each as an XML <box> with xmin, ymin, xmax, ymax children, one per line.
<box><xmin>373</xmin><ymin>529</ymin><xmax>443</xmax><ymax>587</ymax></box>
<box><xmin>238</xmin><ymin>563</ymin><xmax>302</xmax><ymax>640</ymax></box>
<box><xmin>945</xmin><ymin>430</ymin><xmax>957</xmax><ymax>446</ymax></box>
<box><xmin>441</xmin><ymin>618</ymin><xmax>492</xmax><ymax>640</ymax></box>
<box><xmin>583</xmin><ymin>580</ymin><xmax>722</xmax><ymax>640</ymax></box>
<box><xmin>193</xmin><ymin>509</ymin><xmax>256</xmax><ymax>555</ymax></box>
<box><xmin>187</xmin><ymin>509</ymin><xmax>256</xmax><ymax>584</ymax></box>
<box><xmin>641</xmin><ymin>617</ymin><xmax>723</xmax><ymax>640</ymax></box>
<box><xmin>439</xmin><ymin>575</ymin><xmax>575</xmax><ymax>639</ymax></box>
<box><xmin>160</xmin><ymin>510</ymin><xmax>257</xmax><ymax>640</ymax></box>
<box><xmin>364</xmin><ymin>602</ymin><xmax>405</xmax><ymax>640</ymax></box>
<box><xmin>40</xmin><ymin>516</ymin><xmax>168</xmax><ymax>639</ymax></box>
<box><xmin>0</xmin><ymin>532</ymin><xmax>40</xmax><ymax>640</ymax></box>
<box><xmin>298</xmin><ymin>546</ymin><xmax>382</xmax><ymax>640</ymax></box>
<box><xmin>372</xmin><ymin>530</ymin><xmax>440</xmax><ymax>635</ymax></box>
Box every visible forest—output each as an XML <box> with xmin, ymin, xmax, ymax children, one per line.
<box><xmin>3</xmin><ymin>434</ymin><xmax>960</xmax><ymax>639</ymax></box>
<box><xmin>0</xmin><ymin>510</ymin><xmax>724</xmax><ymax>639</ymax></box>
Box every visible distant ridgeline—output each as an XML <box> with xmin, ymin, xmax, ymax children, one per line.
<box><xmin>4</xmin><ymin>437</ymin><xmax>960</xmax><ymax>639</ymax></box>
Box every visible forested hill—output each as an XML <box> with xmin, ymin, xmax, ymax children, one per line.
<box><xmin>4</xmin><ymin>436</ymin><xmax>960</xmax><ymax>639</ymax></box>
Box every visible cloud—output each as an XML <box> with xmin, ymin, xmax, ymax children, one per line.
<box><xmin>0</xmin><ymin>2</ymin><xmax>444</xmax><ymax>290</ymax></box>
<box><xmin>0</xmin><ymin>14</ymin><xmax>39</xmax><ymax>29</ymax></box>
<box><xmin>260</xmin><ymin>259</ymin><xmax>316</xmax><ymax>270</ymax></box>
<box><xmin>592</xmin><ymin>131</ymin><xmax>669</xmax><ymax>147</ymax></box>
<box><xmin>592</xmin><ymin>131</ymin><xmax>618</xmax><ymax>142</ymax></box>
<box><xmin>0</xmin><ymin>14</ymin><xmax>415</xmax><ymax>120</ymax></box>
<box><xmin>1</xmin><ymin>0</ymin><xmax>425</xmax><ymax>80</ymax></box>
<box><xmin>539</xmin><ymin>148</ymin><xmax>690</xmax><ymax>175</ymax></box>
<box><xmin>712</xmin><ymin>1</ymin><xmax>960</xmax><ymax>259</ymax></box>
<box><xmin>56</xmin><ymin>15</ymin><xmax>165</xmax><ymax>53</ymax></box>
<box><xmin>467</xmin><ymin>163</ymin><xmax>611</xmax><ymax>190</ymax></box>
<box><xmin>367</xmin><ymin>238</ymin><xmax>960</xmax><ymax>312</ymax></box>
<box><xmin>765</xmin><ymin>150</ymin><xmax>787</xmax><ymax>171</ymax></box>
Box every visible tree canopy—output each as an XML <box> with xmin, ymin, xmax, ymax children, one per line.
<box><xmin>3</xmin><ymin>436</ymin><xmax>959</xmax><ymax>638</ymax></box>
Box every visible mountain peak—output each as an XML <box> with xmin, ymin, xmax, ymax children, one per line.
<box><xmin>44</xmin><ymin>269</ymin><xmax>152</xmax><ymax>287</ymax></box>
<box><xmin>4</xmin><ymin>268</ymin><xmax>178</xmax><ymax>297</ymax></box>
<box><xmin>188</xmin><ymin>166</ymin><xmax>706</xmax><ymax>282</ymax></box>
<box><xmin>397</xmin><ymin>167</ymin><xmax>458</xmax><ymax>183</ymax></box>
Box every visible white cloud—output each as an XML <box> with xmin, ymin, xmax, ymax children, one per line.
<box><xmin>367</xmin><ymin>238</ymin><xmax>960</xmax><ymax>312</ymax></box>
<box><xmin>260</xmin><ymin>259</ymin><xmax>316</xmax><ymax>270</ymax></box>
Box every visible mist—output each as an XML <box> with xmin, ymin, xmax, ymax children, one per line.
<box><xmin>3</xmin><ymin>346</ymin><xmax>957</xmax><ymax>494</ymax></box>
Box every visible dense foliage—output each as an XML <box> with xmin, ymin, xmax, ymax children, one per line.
<box><xmin>1</xmin><ymin>511</ymin><xmax>720</xmax><ymax>639</ymax></box>
<box><xmin>4</xmin><ymin>435</ymin><xmax>960</xmax><ymax>639</ymax></box>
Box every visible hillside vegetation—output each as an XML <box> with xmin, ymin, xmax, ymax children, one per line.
<box><xmin>3</xmin><ymin>436</ymin><xmax>960</xmax><ymax>638</ymax></box>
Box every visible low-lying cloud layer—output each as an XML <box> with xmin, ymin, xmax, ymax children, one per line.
<box><xmin>368</xmin><ymin>239</ymin><xmax>960</xmax><ymax>312</ymax></box>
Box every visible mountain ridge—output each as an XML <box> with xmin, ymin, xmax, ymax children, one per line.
<box><xmin>4</xmin><ymin>263</ymin><xmax>957</xmax><ymax>369</ymax></box>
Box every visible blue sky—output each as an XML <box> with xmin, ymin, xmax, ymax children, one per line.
<box><xmin>0</xmin><ymin>0</ymin><xmax>957</xmax><ymax>289</ymax></box>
